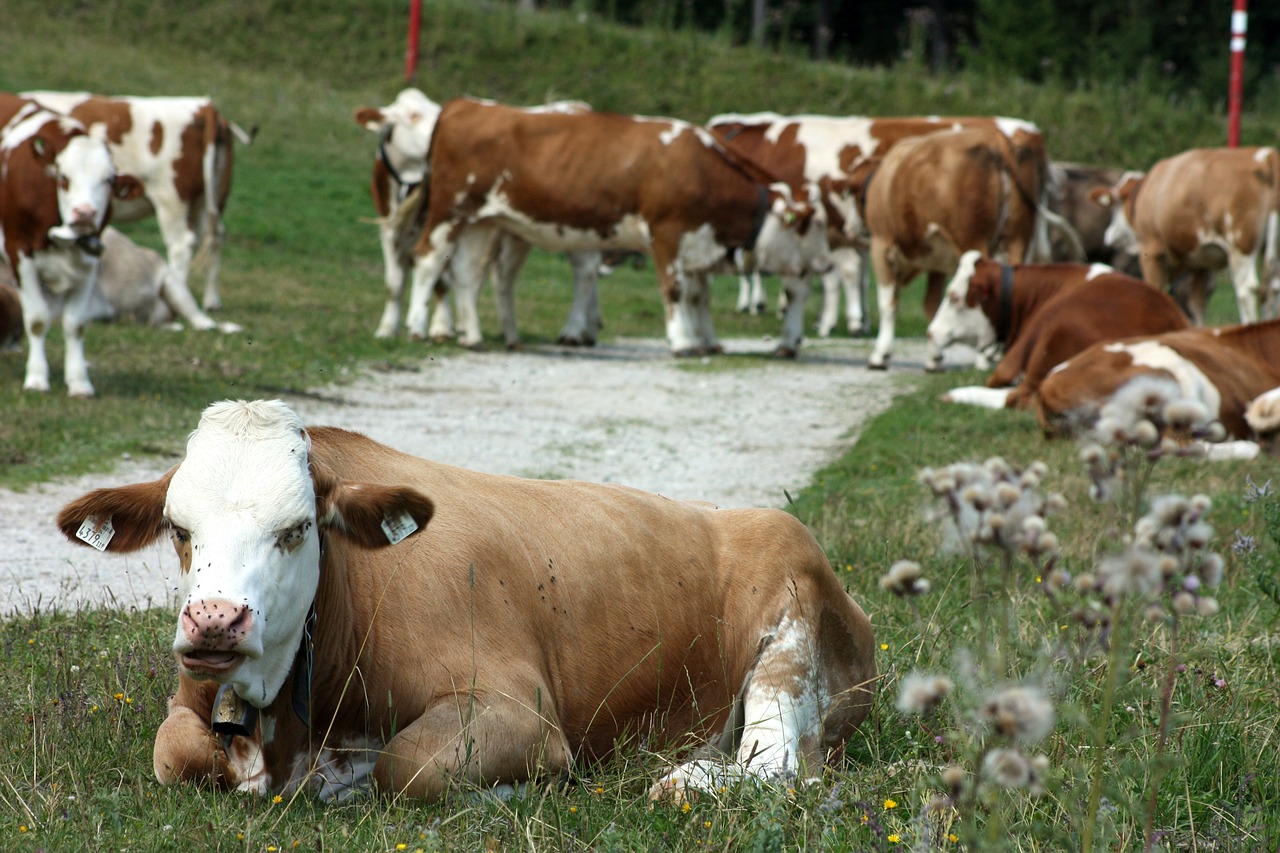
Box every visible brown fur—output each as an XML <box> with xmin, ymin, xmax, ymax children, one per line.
<box><xmin>58</xmin><ymin>425</ymin><xmax>876</xmax><ymax>800</ymax></box>
<box><xmin>1037</xmin><ymin>318</ymin><xmax>1280</xmax><ymax>437</ymax></box>
<box><xmin>1049</xmin><ymin>162</ymin><xmax>1141</xmax><ymax>275</ymax></box>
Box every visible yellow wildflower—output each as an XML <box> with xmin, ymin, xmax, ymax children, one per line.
<box><xmin>272</xmin><ymin>794</ymin><xmax>283</xmax><ymax>804</ymax></box>
<box><xmin>884</xmin><ymin>798</ymin><xmax>898</xmax><ymax>810</ymax></box>
<box><xmin>681</xmin><ymin>801</ymin><xmax>692</xmax><ymax>814</ymax></box>
<box><xmin>888</xmin><ymin>834</ymin><xmax>900</xmax><ymax>843</ymax></box>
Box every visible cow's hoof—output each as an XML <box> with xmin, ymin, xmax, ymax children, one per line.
<box><xmin>461</xmin><ymin>341</ymin><xmax>487</xmax><ymax>352</ymax></box>
<box><xmin>704</xmin><ymin>343</ymin><xmax>725</xmax><ymax>356</ymax></box>
<box><xmin>672</xmin><ymin>347</ymin><xmax>699</xmax><ymax>358</ymax></box>
<box><xmin>218</xmin><ymin>322</ymin><xmax>243</xmax><ymax>334</ymax></box>
<box><xmin>923</xmin><ymin>361</ymin><xmax>945</xmax><ymax>374</ymax></box>
<box><xmin>772</xmin><ymin>346</ymin><xmax>798</xmax><ymax>359</ymax></box>
<box><xmin>867</xmin><ymin>361</ymin><xmax>888</xmax><ymax>371</ymax></box>
<box><xmin>505</xmin><ymin>341</ymin><xmax>524</xmax><ymax>352</ymax></box>
<box><xmin>430</xmin><ymin>335</ymin><xmax>452</xmax><ymax>344</ymax></box>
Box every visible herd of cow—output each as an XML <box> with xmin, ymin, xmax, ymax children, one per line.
<box><xmin>11</xmin><ymin>83</ymin><xmax>1280</xmax><ymax>803</ymax></box>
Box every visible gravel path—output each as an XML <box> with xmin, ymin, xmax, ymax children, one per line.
<box><xmin>1</xmin><ymin>335</ymin><xmax>957</xmax><ymax>617</ymax></box>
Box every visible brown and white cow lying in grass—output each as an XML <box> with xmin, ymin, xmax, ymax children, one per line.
<box><xmin>1091</xmin><ymin>146</ymin><xmax>1280</xmax><ymax>326</ymax></box>
<box><xmin>1035</xmin><ymin>318</ymin><xmax>1280</xmax><ymax>455</ymax></box>
<box><xmin>929</xmin><ymin>252</ymin><xmax>1190</xmax><ymax>410</ymax></box>
<box><xmin>57</xmin><ymin>400</ymin><xmax>876</xmax><ymax>802</ymax></box>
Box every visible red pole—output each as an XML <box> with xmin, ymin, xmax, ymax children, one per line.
<box><xmin>1228</xmin><ymin>0</ymin><xmax>1248</xmax><ymax>147</ymax></box>
<box><xmin>404</xmin><ymin>0</ymin><xmax>422</xmax><ymax>83</ymax></box>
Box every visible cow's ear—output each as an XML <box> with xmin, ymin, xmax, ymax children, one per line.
<box><xmin>56</xmin><ymin>467</ymin><xmax>176</xmax><ymax>553</ymax></box>
<box><xmin>354</xmin><ymin>107</ymin><xmax>385</xmax><ymax>132</ymax></box>
<box><xmin>1088</xmin><ymin>187</ymin><xmax>1114</xmax><ymax>209</ymax></box>
<box><xmin>113</xmin><ymin>175</ymin><xmax>145</xmax><ymax>202</ymax></box>
<box><xmin>311</xmin><ymin>456</ymin><xmax>434</xmax><ymax>549</ymax></box>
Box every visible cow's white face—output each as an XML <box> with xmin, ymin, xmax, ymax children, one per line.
<box><xmin>754</xmin><ymin>183</ymin><xmax>831</xmax><ymax>276</ymax></box>
<box><xmin>379</xmin><ymin>89</ymin><xmax>442</xmax><ymax>187</ymax></box>
<box><xmin>165</xmin><ymin>401</ymin><xmax>322</xmax><ymax>708</ymax></box>
<box><xmin>926</xmin><ymin>251</ymin><xmax>994</xmax><ymax>363</ymax></box>
<box><xmin>52</xmin><ymin>135</ymin><xmax>116</xmax><ymax>240</ymax></box>
<box><xmin>1099</xmin><ymin>173</ymin><xmax>1144</xmax><ymax>254</ymax></box>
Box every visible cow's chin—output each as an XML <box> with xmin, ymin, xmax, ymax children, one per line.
<box><xmin>179</xmin><ymin>650</ymin><xmax>246</xmax><ymax>678</ymax></box>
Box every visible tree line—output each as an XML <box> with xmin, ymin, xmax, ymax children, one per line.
<box><xmin>513</xmin><ymin>0</ymin><xmax>1280</xmax><ymax>105</ymax></box>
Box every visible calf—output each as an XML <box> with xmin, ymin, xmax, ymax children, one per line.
<box><xmin>405</xmin><ymin>99</ymin><xmax>829</xmax><ymax>356</ymax></box>
<box><xmin>862</xmin><ymin>126</ymin><xmax>1044</xmax><ymax>369</ymax></box>
<box><xmin>1047</xmin><ymin>162</ymin><xmax>1141</xmax><ymax>276</ymax></box>
<box><xmin>23</xmin><ymin>91</ymin><xmax>251</xmax><ymax>333</ymax></box>
<box><xmin>929</xmin><ymin>252</ymin><xmax>1190</xmax><ymax>409</ymax></box>
<box><xmin>356</xmin><ymin>91</ymin><xmax>605</xmax><ymax>348</ymax></box>
<box><xmin>0</xmin><ymin>93</ymin><xmax>140</xmax><ymax>396</ymax></box>
<box><xmin>1091</xmin><ymin>146</ymin><xmax>1280</xmax><ymax>325</ymax></box>
<box><xmin>85</xmin><ymin>227</ymin><xmax>175</xmax><ymax>326</ymax></box>
<box><xmin>1037</xmin><ymin>318</ymin><xmax>1280</xmax><ymax>442</ymax></box>
<box><xmin>57</xmin><ymin>399</ymin><xmax>876</xmax><ymax>802</ymax></box>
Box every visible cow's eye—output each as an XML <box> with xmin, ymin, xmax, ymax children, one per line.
<box><xmin>276</xmin><ymin>522</ymin><xmax>310</xmax><ymax>551</ymax></box>
<box><xmin>170</xmin><ymin>526</ymin><xmax>190</xmax><ymax>545</ymax></box>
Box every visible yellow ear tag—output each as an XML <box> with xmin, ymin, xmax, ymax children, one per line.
<box><xmin>381</xmin><ymin>511</ymin><xmax>418</xmax><ymax>545</ymax></box>
<box><xmin>76</xmin><ymin>516</ymin><xmax>115</xmax><ymax>552</ymax></box>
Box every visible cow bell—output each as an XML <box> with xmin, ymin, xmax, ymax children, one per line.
<box><xmin>211</xmin><ymin>683</ymin><xmax>258</xmax><ymax>741</ymax></box>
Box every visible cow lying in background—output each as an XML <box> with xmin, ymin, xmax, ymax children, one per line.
<box><xmin>1245</xmin><ymin>387</ymin><xmax>1280</xmax><ymax>453</ymax></box>
<box><xmin>0</xmin><ymin>93</ymin><xmax>141</xmax><ymax>396</ymax></box>
<box><xmin>85</xmin><ymin>227</ymin><xmax>176</xmax><ymax>326</ymax></box>
<box><xmin>929</xmin><ymin>252</ymin><xmax>1190</xmax><ymax>409</ymax></box>
<box><xmin>862</xmin><ymin>126</ymin><xmax>1045</xmax><ymax>369</ymax></box>
<box><xmin>355</xmin><ymin>90</ymin><xmax>606</xmax><ymax>348</ymax></box>
<box><xmin>1036</xmin><ymin>318</ymin><xmax>1280</xmax><ymax>445</ymax></box>
<box><xmin>402</xmin><ymin>99</ymin><xmax>830</xmax><ymax>356</ymax></box>
<box><xmin>1091</xmin><ymin>146</ymin><xmax>1280</xmax><ymax>325</ymax></box>
<box><xmin>22</xmin><ymin>91</ymin><xmax>251</xmax><ymax>333</ymax></box>
<box><xmin>57</xmin><ymin>400</ymin><xmax>875</xmax><ymax>802</ymax></box>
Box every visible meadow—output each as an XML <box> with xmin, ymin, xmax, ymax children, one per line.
<box><xmin>2</xmin><ymin>1</ymin><xmax>1280</xmax><ymax>849</ymax></box>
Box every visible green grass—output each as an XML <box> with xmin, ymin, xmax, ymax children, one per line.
<box><xmin>4</xmin><ymin>1</ymin><xmax>1280</xmax><ymax>849</ymax></box>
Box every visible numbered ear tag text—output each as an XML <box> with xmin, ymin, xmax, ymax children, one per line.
<box><xmin>76</xmin><ymin>516</ymin><xmax>115</xmax><ymax>552</ymax></box>
<box><xmin>381</xmin><ymin>511</ymin><xmax>418</xmax><ymax>546</ymax></box>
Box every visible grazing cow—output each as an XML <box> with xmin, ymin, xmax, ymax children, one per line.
<box><xmin>862</xmin><ymin>125</ymin><xmax>1047</xmax><ymax>370</ymax></box>
<box><xmin>1091</xmin><ymin>146</ymin><xmax>1280</xmax><ymax>326</ymax></box>
<box><xmin>1047</xmin><ymin>162</ymin><xmax>1141</xmax><ymax>276</ymax></box>
<box><xmin>22</xmin><ymin>90</ymin><xmax>252</xmax><ymax>333</ymax></box>
<box><xmin>707</xmin><ymin>113</ymin><xmax>1079</xmax><ymax>339</ymax></box>
<box><xmin>56</xmin><ymin>399</ymin><xmax>876</xmax><ymax>802</ymax></box>
<box><xmin>1036</xmin><ymin>318</ymin><xmax>1280</xmax><ymax>441</ymax></box>
<box><xmin>403</xmin><ymin>99</ymin><xmax>830</xmax><ymax>356</ymax></box>
<box><xmin>0</xmin><ymin>93</ymin><xmax>141</xmax><ymax>396</ymax></box>
<box><xmin>355</xmin><ymin>91</ymin><xmax>605</xmax><ymax>348</ymax></box>
<box><xmin>82</xmin><ymin>227</ymin><xmax>176</xmax><ymax>326</ymax></box>
<box><xmin>929</xmin><ymin>252</ymin><xmax>1190</xmax><ymax>409</ymax></box>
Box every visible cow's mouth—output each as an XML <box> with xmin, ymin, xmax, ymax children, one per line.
<box><xmin>180</xmin><ymin>650</ymin><xmax>245</xmax><ymax>675</ymax></box>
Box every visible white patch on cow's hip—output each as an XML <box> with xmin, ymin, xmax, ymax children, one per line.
<box><xmin>1085</xmin><ymin>263</ymin><xmax>1114</xmax><ymax>281</ymax></box>
<box><xmin>1106</xmin><ymin>341</ymin><xmax>1223</xmax><ymax>419</ymax></box>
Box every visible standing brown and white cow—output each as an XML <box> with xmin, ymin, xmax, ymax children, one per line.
<box><xmin>861</xmin><ymin>125</ymin><xmax>1049</xmax><ymax>369</ymax></box>
<box><xmin>22</xmin><ymin>91</ymin><xmax>252</xmax><ymax>333</ymax></box>
<box><xmin>0</xmin><ymin>93</ymin><xmax>141</xmax><ymax>396</ymax></box>
<box><xmin>57</xmin><ymin>399</ymin><xmax>876</xmax><ymax>802</ymax></box>
<box><xmin>403</xmin><ymin>99</ymin><xmax>830</xmax><ymax>356</ymax></box>
<box><xmin>928</xmin><ymin>251</ymin><xmax>1191</xmax><ymax>409</ymax></box>
<box><xmin>1091</xmin><ymin>146</ymin><xmax>1280</xmax><ymax>326</ymax></box>
<box><xmin>706</xmin><ymin>113</ymin><xmax>1079</xmax><ymax>341</ymax></box>
<box><xmin>354</xmin><ymin>90</ymin><xmax>605</xmax><ymax>348</ymax></box>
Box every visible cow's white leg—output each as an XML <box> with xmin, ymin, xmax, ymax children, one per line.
<box><xmin>735</xmin><ymin>272</ymin><xmax>767</xmax><ymax>315</ymax></box>
<box><xmin>1228</xmin><ymin>249</ymin><xmax>1260</xmax><ymax>324</ymax></box>
<box><xmin>427</xmin><ymin>275</ymin><xmax>455</xmax><ymax>342</ymax></box>
<box><xmin>735</xmin><ymin>274</ymin><xmax>753</xmax><ymax>313</ymax></box>
<box><xmin>559</xmin><ymin>250</ymin><xmax>603</xmax><ymax>346</ymax></box>
<box><xmin>491</xmin><ymin>234</ymin><xmax>532</xmax><ymax>348</ymax></box>
<box><xmin>450</xmin><ymin>225</ymin><xmax>500</xmax><ymax>349</ymax></box>
<box><xmin>16</xmin><ymin>256</ymin><xmax>52</xmax><ymax>393</ymax></box>
<box><xmin>661</xmin><ymin>257</ymin><xmax>701</xmax><ymax>355</ymax></box>
<box><xmin>751</xmin><ymin>273</ymin><xmax>769</xmax><ymax>316</ymax></box>
<box><xmin>60</xmin><ymin>263</ymin><xmax>100</xmax><ymax>397</ymax></box>
<box><xmin>374</xmin><ymin>221</ymin><xmax>407</xmax><ymax>338</ymax></box>
<box><xmin>775</xmin><ymin>275</ymin><xmax>810</xmax><ymax>358</ymax></box>
<box><xmin>868</xmin><ymin>279</ymin><xmax>898</xmax><ymax>370</ymax></box>
<box><xmin>407</xmin><ymin>226</ymin><xmax>455</xmax><ymax>340</ymax></box>
<box><xmin>200</xmin><ymin>216</ymin><xmax>227</xmax><ymax>312</ymax></box>
<box><xmin>650</xmin><ymin>616</ymin><xmax>825</xmax><ymax>802</ymax></box>
<box><xmin>689</xmin><ymin>272</ymin><xmax>721</xmax><ymax>354</ymax></box>
<box><xmin>816</xmin><ymin>269</ymin><xmax>841</xmax><ymax>337</ymax></box>
<box><xmin>154</xmin><ymin>198</ymin><xmax>219</xmax><ymax>331</ymax></box>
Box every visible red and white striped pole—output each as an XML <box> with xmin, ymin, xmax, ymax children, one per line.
<box><xmin>404</xmin><ymin>0</ymin><xmax>423</xmax><ymax>83</ymax></box>
<box><xmin>1228</xmin><ymin>0</ymin><xmax>1248</xmax><ymax>147</ymax></box>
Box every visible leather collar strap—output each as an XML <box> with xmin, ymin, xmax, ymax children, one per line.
<box><xmin>996</xmin><ymin>263</ymin><xmax>1014</xmax><ymax>344</ymax></box>
<box><xmin>378</xmin><ymin>126</ymin><xmax>420</xmax><ymax>201</ymax></box>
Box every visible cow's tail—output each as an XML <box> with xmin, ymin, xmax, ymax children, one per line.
<box><xmin>194</xmin><ymin>105</ymin><xmax>257</xmax><ymax>270</ymax></box>
<box><xmin>388</xmin><ymin>181</ymin><xmax>431</xmax><ymax>265</ymax></box>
